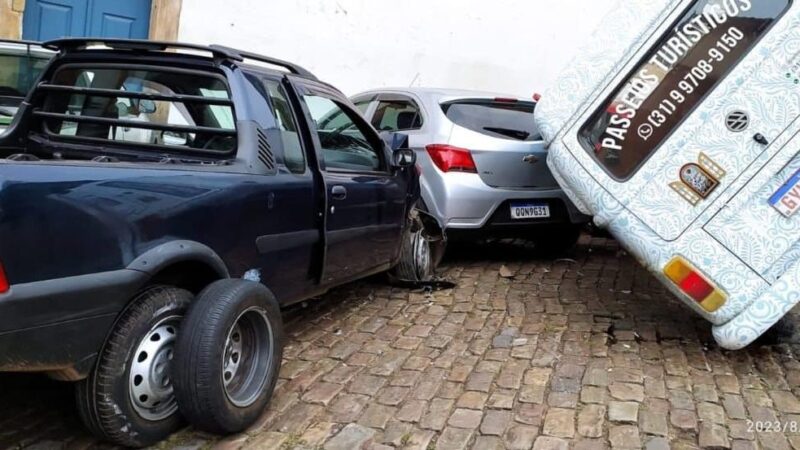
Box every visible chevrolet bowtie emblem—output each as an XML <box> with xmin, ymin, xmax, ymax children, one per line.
<box><xmin>522</xmin><ymin>155</ymin><xmax>539</xmax><ymax>164</ymax></box>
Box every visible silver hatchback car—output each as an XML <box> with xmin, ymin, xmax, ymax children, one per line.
<box><xmin>351</xmin><ymin>88</ymin><xmax>590</xmax><ymax>253</ymax></box>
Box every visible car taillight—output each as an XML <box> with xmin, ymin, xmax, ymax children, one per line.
<box><xmin>0</xmin><ymin>262</ymin><xmax>8</xmax><ymax>294</ymax></box>
<box><xmin>663</xmin><ymin>257</ymin><xmax>726</xmax><ymax>312</ymax></box>
<box><xmin>426</xmin><ymin>144</ymin><xmax>477</xmax><ymax>173</ymax></box>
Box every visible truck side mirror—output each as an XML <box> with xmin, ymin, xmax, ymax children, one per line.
<box><xmin>380</xmin><ymin>131</ymin><xmax>409</xmax><ymax>151</ymax></box>
<box><xmin>393</xmin><ymin>148</ymin><xmax>416</xmax><ymax>168</ymax></box>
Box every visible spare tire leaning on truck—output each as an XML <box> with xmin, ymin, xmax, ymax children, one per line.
<box><xmin>172</xmin><ymin>280</ymin><xmax>284</xmax><ymax>435</ymax></box>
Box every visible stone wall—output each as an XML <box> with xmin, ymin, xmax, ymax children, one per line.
<box><xmin>0</xmin><ymin>0</ymin><xmax>25</xmax><ymax>39</ymax></box>
<box><xmin>150</xmin><ymin>0</ymin><xmax>182</xmax><ymax>41</ymax></box>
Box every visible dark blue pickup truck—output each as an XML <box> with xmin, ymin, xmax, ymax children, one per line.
<box><xmin>0</xmin><ymin>39</ymin><xmax>438</xmax><ymax>447</ymax></box>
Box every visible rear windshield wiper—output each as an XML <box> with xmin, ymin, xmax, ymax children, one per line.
<box><xmin>0</xmin><ymin>108</ymin><xmax>15</xmax><ymax>118</ymax></box>
<box><xmin>483</xmin><ymin>126</ymin><xmax>529</xmax><ymax>141</ymax></box>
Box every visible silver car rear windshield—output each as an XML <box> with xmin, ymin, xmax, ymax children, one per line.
<box><xmin>580</xmin><ymin>0</ymin><xmax>791</xmax><ymax>180</ymax></box>
<box><xmin>442</xmin><ymin>99</ymin><xmax>541</xmax><ymax>141</ymax></box>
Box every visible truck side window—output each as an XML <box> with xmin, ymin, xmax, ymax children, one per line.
<box><xmin>302</xmin><ymin>94</ymin><xmax>383</xmax><ymax>172</ymax></box>
<box><xmin>262</xmin><ymin>79</ymin><xmax>305</xmax><ymax>173</ymax></box>
<box><xmin>354</xmin><ymin>100</ymin><xmax>371</xmax><ymax>114</ymax></box>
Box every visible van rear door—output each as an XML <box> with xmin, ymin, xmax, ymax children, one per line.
<box><xmin>556</xmin><ymin>0</ymin><xmax>795</xmax><ymax>240</ymax></box>
<box><xmin>705</xmin><ymin>139</ymin><xmax>800</xmax><ymax>281</ymax></box>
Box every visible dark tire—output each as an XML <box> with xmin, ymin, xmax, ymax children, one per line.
<box><xmin>172</xmin><ymin>279</ymin><xmax>283</xmax><ymax>435</ymax></box>
<box><xmin>75</xmin><ymin>286</ymin><xmax>192</xmax><ymax>448</ymax></box>
<box><xmin>392</xmin><ymin>223</ymin><xmax>435</xmax><ymax>283</ymax></box>
<box><xmin>416</xmin><ymin>200</ymin><xmax>447</xmax><ymax>268</ymax></box>
<box><xmin>758</xmin><ymin>313</ymin><xmax>800</xmax><ymax>345</ymax></box>
<box><xmin>533</xmin><ymin>224</ymin><xmax>583</xmax><ymax>255</ymax></box>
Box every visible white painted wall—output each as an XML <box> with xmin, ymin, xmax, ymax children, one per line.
<box><xmin>178</xmin><ymin>0</ymin><xmax>617</xmax><ymax>97</ymax></box>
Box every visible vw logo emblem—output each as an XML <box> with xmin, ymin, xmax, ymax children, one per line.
<box><xmin>726</xmin><ymin>111</ymin><xmax>749</xmax><ymax>132</ymax></box>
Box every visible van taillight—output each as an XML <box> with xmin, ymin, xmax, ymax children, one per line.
<box><xmin>426</xmin><ymin>144</ymin><xmax>477</xmax><ymax>173</ymax></box>
<box><xmin>0</xmin><ymin>263</ymin><xmax>8</xmax><ymax>293</ymax></box>
<box><xmin>663</xmin><ymin>257</ymin><xmax>726</xmax><ymax>312</ymax></box>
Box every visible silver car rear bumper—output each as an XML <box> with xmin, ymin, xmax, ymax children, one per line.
<box><xmin>420</xmin><ymin>167</ymin><xmax>590</xmax><ymax>230</ymax></box>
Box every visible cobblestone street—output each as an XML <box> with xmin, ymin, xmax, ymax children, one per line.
<box><xmin>4</xmin><ymin>236</ymin><xmax>800</xmax><ymax>450</ymax></box>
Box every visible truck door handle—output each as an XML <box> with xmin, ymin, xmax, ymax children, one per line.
<box><xmin>331</xmin><ymin>185</ymin><xmax>347</xmax><ymax>200</ymax></box>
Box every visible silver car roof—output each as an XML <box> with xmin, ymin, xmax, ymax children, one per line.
<box><xmin>353</xmin><ymin>87</ymin><xmax>533</xmax><ymax>105</ymax></box>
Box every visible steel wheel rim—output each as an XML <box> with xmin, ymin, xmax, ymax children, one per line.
<box><xmin>129</xmin><ymin>316</ymin><xmax>181</xmax><ymax>421</ymax></box>
<box><xmin>222</xmin><ymin>306</ymin><xmax>273</xmax><ymax>407</ymax></box>
<box><xmin>413</xmin><ymin>230</ymin><xmax>431</xmax><ymax>278</ymax></box>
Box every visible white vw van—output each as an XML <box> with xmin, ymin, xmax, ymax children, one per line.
<box><xmin>536</xmin><ymin>0</ymin><xmax>800</xmax><ymax>349</ymax></box>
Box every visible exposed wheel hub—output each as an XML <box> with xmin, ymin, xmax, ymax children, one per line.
<box><xmin>223</xmin><ymin>324</ymin><xmax>244</xmax><ymax>386</ymax></box>
<box><xmin>222</xmin><ymin>307</ymin><xmax>273</xmax><ymax>408</ymax></box>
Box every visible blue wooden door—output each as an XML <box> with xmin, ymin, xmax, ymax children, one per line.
<box><xmin>23</xmin><ymin>0</ymin><xmax>151</xmax><ymax>41</ymax></box>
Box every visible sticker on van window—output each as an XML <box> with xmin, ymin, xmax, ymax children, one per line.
<box><xmin>580</xmin><ymin>0</ymin><xmax>791</xmax><ymax>180</ymax></box>
<box><xmin>769</xmin><ymin>168</ymin><xmax>800</xmax><ymax>218</ymax></box>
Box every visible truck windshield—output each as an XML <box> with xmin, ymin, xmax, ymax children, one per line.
<box><xmin>580</xmin><ymin>0</ymin><xmax>791</xmax><ymax>180</ymax></box>
<box><xmin>38</xmin><ymin>66</ymin><xmax>237</xmax><ymax>154</ymax></box>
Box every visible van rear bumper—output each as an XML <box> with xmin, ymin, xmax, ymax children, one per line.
<box><xmin>712</xmin><ymin>259</ymin><xmax>800</xmax><ymax>350</ymax></box>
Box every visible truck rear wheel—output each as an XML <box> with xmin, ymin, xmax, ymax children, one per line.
<box><xmin>75</xmin><ymin>286</ymin><xmax>192</xmax><ymax>447</ymax></box>
<box><xmin>172</xmin><ymin>279</ymin><xmax>283</xmax><ymax>435</ymax></box>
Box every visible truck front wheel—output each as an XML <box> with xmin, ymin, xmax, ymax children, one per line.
<box><xmin>172</xmin><ymin>279</ymin><xmax>284</xmax><ymax>434</ymax></box>
<box><xmin>75</xmin><ymin>286</ymin><xmax>192</xmax><ymax>447</ymax></box>
<box><xmin>392</xmin><ymin>220</ymin><xmax>435</xmax><ymax>282</ymax></box>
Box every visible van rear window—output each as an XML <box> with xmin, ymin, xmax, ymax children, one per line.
<box><xmin>580</xmin><ymin>0</ymin><xmax>791</xmax><ymax>180</ymax></box>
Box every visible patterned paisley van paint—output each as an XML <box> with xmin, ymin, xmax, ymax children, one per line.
<box><xmin>536</xmin><ymin>0</ymin><xmax>800</xmax><ymax>349</ymax></box>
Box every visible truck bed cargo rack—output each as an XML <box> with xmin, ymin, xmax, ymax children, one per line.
<box><xmin>36</xmin><ymin>84</ymin><xmax>235</xmax><ymax>106</ymax></box>
<box><xmin>42</xmin><ymin>38</ymin><xmax>317</xmax><ymax>80</ymax></box>
<box><xmin>33</xmin><ymin>110</ymin><xmax>237</xmax><ymax>138</ymax></box>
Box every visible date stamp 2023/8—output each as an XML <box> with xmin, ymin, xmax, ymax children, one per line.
<box><xmin>748</xmin><ymin>420</ymin><xmax>800</xmax><ymax>433</ymax></box>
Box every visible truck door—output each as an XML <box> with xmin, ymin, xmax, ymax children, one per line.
<box><xmin>554</xmin><ymin>0</ymin><xmax>794</xmax><ymax>241</ymax></box>
<box><xmin>292</xmin><ymin>82</ymin><xmax>408</xmax><ymax>285</ymax></box>
<box><xmin>243</xmin><ymin>73</ymin><xmax>322</xmax><ymax>303</ymax></box>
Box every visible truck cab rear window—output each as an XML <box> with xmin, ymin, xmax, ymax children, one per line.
<box><xmin>39</xmin><ymin>67</ymin><xmax>236</xmax><ymax>154</ymax></box>
<box><xmin>580</xmin><ymin>0</ymin><xmax>791</xmax><ymax>180</ymax></box>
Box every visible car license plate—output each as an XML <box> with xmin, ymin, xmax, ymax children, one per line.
<box><xmin>769</xmin><ymin>168</ymin><xmax>800</xmax><ymax>218</ymax></box>
<box><xmin>511</xmin><ymin>203</ymin><xmax>550</xmax><ymax>219</ymax></box>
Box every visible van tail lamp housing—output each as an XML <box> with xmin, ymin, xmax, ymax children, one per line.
<box><xmin>663</xmin><ymin>257</ymin><xmax>726</xmax><ymax>312</ymax></box>
<box><xmin>426</xmin><ymin>144</ymin><xmax>477</xmax><ymax>174</ymax></box>
<box><xmin>0</xmin><ymin>262</ymin><xmax>8</xmax><ymax>294</ymax></box>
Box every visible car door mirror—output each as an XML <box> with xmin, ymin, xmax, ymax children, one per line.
<box><xmin>393</xmin><ymin>148</ymin><xmax>416</xmax><ymax>168</ymax></box>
